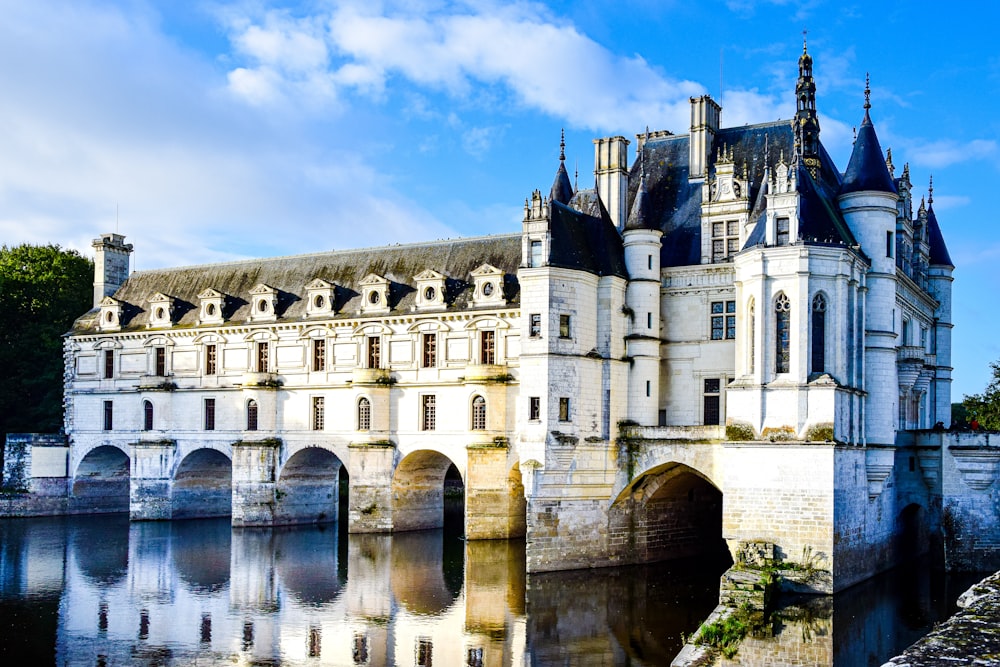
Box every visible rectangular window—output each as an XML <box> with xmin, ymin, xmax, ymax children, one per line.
<box><xmin>647</xmin><ymin>312</ymin><xmax>653</xmax><ymax>330</ymax></box>
<box><xmin>646</xmin><ymin>380</ymin><xmax>651</xmax><ymax>397</ymax></box>
<box><xmin>920</xmin><ymin>326</ymin><xmax>928</xmax><ymax>351</ymax></box>
<box><xmin>710</xmin><ymin>300</ymin><xmax>737</xmax><ymax>340</ymax></box>
<box><xmin>703</xmin><ymin>379</ymin><xmax>721</xmax><ymax>426</ymax></box>
<box><xmin>312</xmin><ymin>339</ymin><xmax>326</xmax><ymax>372</ymax></box>
<box><xmin>648</xmin><ymin>254</ymin><xmax>653</xmax><ymax>270</ymax></box>
<box><xmin>712</xmin><ymin>219</ymin><xmax>740</xmax><ymax>261</ymax></box>
<box><xmin>416</xmin><ymin>638</ymin><xmax>433</xmax><ymax>667</ymax></box>
<box><xmin>256</xmin><ymin>342</ymin><xmax>269</xmax><ymax>372</ymax></box>
<box><xmin>558</xmin><ymin>397</ymin><xmax>570</xmax><ymax>422</ymax></box>
<box><xmin>103</xmin><ymin>350</ymin><xmax>114</xmax><ymax>379</ymax></box>
<box><xmin>902</xmin><ymin>319</ymin><xmax>910</xmax><ymax>346</ymax></box>
<box><xmin>530</xmin><ymin>240</ymin><xmax>543</xmax><ymax>267</ymax></box>
<box><xmin>155</xmin><ymin>347</ymin><xmax>166</xmax><ymax>376</ymax></box>
<box><xmin>776</xmin><ymin>217</ymin><xmax>790</xmax><ymax>246</ymax></box>
<box><xmin>529</xmin><ymin>396</ymin><xmax>540</xmax><ymax>421</ymax></box>
<box><xmin>529</xmin><ymin>313</ymin><xmax>541</xmax><ymax>338</ymax></box>
<box><xmin>422</xmin><ymin>395</ymin><xmax>436</xmax><ymax>431</ymax></box>
<box><xmin>467</xmin><ymin>648</ymin><xmax>484</xmax><ymax>667</ymax></box>
<box><xmin>480</xmin><ymin>330</ymin><xmax>495</xmax><ymax>364</ymax></box>
<box><xmin>312</xmin><ymin>396</ymin><xmax>325</xmax><ymax>431</ymax></box>
<box><xmin>204</xmin><ymin>398</ymin><xmax>216</xmax><ymax>431</ymax></box>
<box><xmin>559</xmin><ymin>314</ymin><xmax>571</xmax><ymax>338</ymax></box>
<box><xmin>205</xmin><ymin>344</ymin><xmax>217</xmax><ymax>375</ymax></box>
<box><xmin>886</xmin><ymin>231</ymin><xmax>894</xmax><ymax>258</ymax></box>
<box><xmin>103</xmin><ymin>400</ymin><xmax>113</xmax><ymax>431</ymax></box>
<box><xmin>422</xmin><ymin>333</ymin><xmax>437</xmax><ymax>368</ymax></box>
<box><xmin>367</xmin><ymin>336</ymin><xmax>380</xmax><ymax>369</ymax></box>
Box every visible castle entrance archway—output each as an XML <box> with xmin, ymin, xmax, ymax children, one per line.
<box><xmin>609</xmin><ymin>462</ymin><xmax>730</xmax><ymax>565</ymax></box>
<box><xmin>392</xmin><ymin>450</ymin><xmax>464</xmax><ymax>532</ymax></box>
<box><xmin>72</xmin><ymin>445</ymin><xmax>130</xmax><ymax>512</ymax></box>
<box><xmin>275</xmin><ymin>447</ymin><xmax>344</xmax><ymax>525</ymax></box>
<box><xmin>172</xmin><ymin>448</ymin><xmax>232</xmax><ymax>519</ymax></box>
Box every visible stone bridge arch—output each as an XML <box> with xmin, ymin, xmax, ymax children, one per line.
<box><xmin>392</xmin><ymin>449</ymin><xmax>463</xmax><ymax>532</ymax></box>
<box><xmin>275</xmin><ymin>445</ymin><xmax>346</xmax><ymax>525</ymax></box>
<box><xmin>608</xmin><ymin>461</ymin><xmax>730</xmax><ymax>566</ymax></box>
<box><xmin>71</xmin><ymin>444</ymin><xmax>130</xmax><ymax>512</ymax></box>
<box><xmin>172</xmin><ymin>447</ymin><xmax>232</xmax><ymax>519</ymax></box>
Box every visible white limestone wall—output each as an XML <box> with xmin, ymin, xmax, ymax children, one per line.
<box><xmin>624</xmin><ymin>228</ymin><xmax>662</xmax><ymax>425</ymax></box>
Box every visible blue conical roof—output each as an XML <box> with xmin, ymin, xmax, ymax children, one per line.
<box><xmin>842</xmin><ymin>110</ymin><xmax>896</xmax><ymax>195</ymax></box>
<box><xmin>624</xmin><ymin>170</ymin><xmax>654</xmax><ymax>231</ymax></box>
<box><xmin>550</xmin><ymin>161</ymin><xmax>573</xmax><ymax>205</ymax></box>
<box><xmin>925</xmin><ymin>204</ymin><xmax>953</xmax><ymax>267</ymax></box>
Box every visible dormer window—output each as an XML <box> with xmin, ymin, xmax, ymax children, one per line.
<box><xmin>470</xmin><ymin>264</ymin><xmax>506</xmax><ymax>308</ymax></box>
<box><xmin>305</xmin><ymin>278</ymin><xmax>336</xmax><ymax>318</ymax></box>
<box><xmin>97</xmin><ymin>296</ymin><xmax>123</xmax><ymax>332</ymax></box>
<box><xmin>358</xmin><ymin>274</ymin><xmax>390</xmax><ymax>314</ymax></box>
<box><xmin>147</xmin><ymin>293</ymin><xmax>174</xmax><ymax>328</ymax></box>
<box><xmin>414</xmin><ymin>269</ymin><xmax>446</xmax><ymax>311</ymax></box>
<box><xmin>249</xmin><ymin>284</ymin><xmax>278</xmax><ymax>322</ymax></box>
<box><xmin>197</xmin><ymin>288</ymin><xmax>226</xmax><ymax>325</ymax></box>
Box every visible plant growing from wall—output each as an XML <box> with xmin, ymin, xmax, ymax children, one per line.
<box><xmin>962</xmin><ymin>358</ymin><xmax>1000</xmax><ymax>430</ymax></box>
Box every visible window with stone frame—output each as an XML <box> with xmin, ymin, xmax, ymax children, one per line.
<box><xmin>154</xmin><ymin>347</ymin><xmax>166</xmax><ymax>376</ymax></box>
<box><xmin>747</xmin><ymin>299</ymin><xmax>756</xmax><ymax>373</ymax></box>
<box><xmin>529</xmin><ymin>240</ymin><xmax>543</xmax><ymax>268</ymax></box>
<box><xmin>103</xmin><ymin>349</ymin><xmax>114</xmax><ymax>379</ymax></box>
<box><xmin>776</xmin><ymin>217</ymin><xmax>790</xmax><ymax>246</ymax></box>
<box><xmin>559</xmin><ymin>314</ymin><xmax>571</xmax><ymax>338</ymax></box>
<box><xmin>529</xmin><ymin>313</ymin><xmax>541</xmax><ymax>338</ymax></box>
<box><xmin>712</xmin><ymin>220</ymin><xmax>740</xmax><ymax>262</ymax></box>
<box><xmin>256</xmin><ymin>342</ymin><xmax>269</xmax><ymax>373</ymax></box>
<box><xmin>357</xmin><ymin>397</ymin><xmax>371</xmax><ymax>431</ymax></box>
<box><xmin>710</xmin><ymin>300</ymin><xmax>736</xmax><ymax>340</ymax></box>
<box><xmin>103</xmin><ymin>400</ymin><xmax>113</xmax><ymax>431</ymax></box>
<box><xmin>416</xmin><ymin>638</ymin><xmax>433</xmax><ymax>667</ymax></box>
<box><xmin>558</xmin><ymin>397</ymin><xmax>570</xmax><ymax>422</ymax></box>
<box><xmin>422</xmin><ymin>333</ymin><xmax>437</xmax><ymax>368</ymax></box>
<box><xmin>205</xmin><ymin>344</ymin><xmax>217</xmax><ymax>375</ymax></box>
<box><xmin>143</xmin><ymin>400</ymin><xmax>153</xmax><ymax>431</ymax></box>
<box><xmin>247</xmin><ymin>399</ymin><xmax>259</xmax><ymax>431</ymax></box>
<box><xmin>471</xmin><ymin>395</ymin><xmax>486</xmax><ymax>430</ymax></box>
<box><xmin>775</xmin><ymin>293</ymin><xmax>791</xmax><ymax>374</ymax></box>
<box><xmin>312</xmin><ymin>339</ymin><xmax>326</xmax><ymax>372</ymax></box>
<box><xmin>204</xmin><ymin>398</ymin><xmax>216</xmax><ymax>431</ymax></box>
<box><xmin>421</xmin><ymin>394</ymin><xmax>436</xmax><ymax>430</ymax></box>
<box><xmin>480</xmin><ymin>330</ymin><xmax>495</xmax><ymax>364</ymax></box>
<box><xmin>367</xmin><ymin>336</ymin><xmax>381</xmax><ymax>369</ymax></box>
<box><xmin>529</xmin><ymin>396</ymin><xmax>540</xmax><ymax>421</ymax></box>
<box><xmin>312</xmin><ymin>396</ymin><xmax>325</xmax><ymax>431</ymax></box>
<box><xmin>703</xmin><ymin>379</ymin><xmax>721</xmax><ymax>425</ymax></box>
<box><xmin>811</xmin><ymin>293</ymin><xmax>827</xmax><ymax>374</ymax></box>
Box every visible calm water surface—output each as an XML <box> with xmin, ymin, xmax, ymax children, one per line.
<box><xmin>0</xmin><ymin>514</ymin><xmax>986</xmax><ymax>666</ymax></box>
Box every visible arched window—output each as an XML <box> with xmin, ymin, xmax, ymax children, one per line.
<box><xmin>357</xmin><ymin>397</ymin><xmax>371</xmax><ymax>431</ymax></box>
<box><xmin>143</xmin><ymin>400</ymin><xmax>153</xmax><ymax>431</ymax></box>
<box><xmin>747</xmin><ymin>298</ymin><xmax>755</xmax><ymax>374</ymax></box>
<box><xmin>811</xmin><ymin>293</ymin><xmax>827</xmax><ymax>374</ymax></box>
<box><xmin>775</xmin><ymin>293</ymin><xmax>791</xmax><ymax>374</ymax></box>
<box><xmin>471</xmin><ymin>395</ymin><xmax>487</xmax><ymax>430</ymax></box>
<box><xmin>247</xmin><ymin>399</ymin><xmax>258</xmax><ymax>431</ymax></box>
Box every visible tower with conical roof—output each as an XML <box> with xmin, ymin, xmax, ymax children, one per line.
<box><xmin>924</xmin><ymin>178</ymin><xmax>955</xmax><ymax>426</ymax></box>
<box><xmin>838</xmin><ymin>75</ymin><xmax>900</xmax><ymax>446</ymax></box>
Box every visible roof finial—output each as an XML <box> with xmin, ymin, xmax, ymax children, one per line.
<box><xmin>928</xmin><ymin>174</ymin><xmax>934</xmax><ymax>205</ymax></box>
<box><xmin>802</xmin><ymin>28</ymin><xmax>808</xmax><ymax>53</ymax></box>
<box><xmin>574</xmin><ymin>160</ymin><xmax>578</xmax><ymax>191</ymax></box>
<box><xmin>863</xmin><ymin>72</ymin><xmax>871</xmax><ymax>111</ymax></box>
<box><xmin>559</xmin><ymin>128</ymin><xmax>566</xmax><ymax>162</ymax></box>
<box><xmin>885</xmin><ymin>147</ymin><xmax>895</xmax><ymax>178</ymax></box>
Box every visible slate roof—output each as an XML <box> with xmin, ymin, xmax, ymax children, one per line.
<box><xmin>547</xmin><ymin>200</ymin><xmax>628</xmax><ymax>279</ymax></box>
<box><xmin>550</xmin><ymin>161</ymin><xmax>574</xmax><ymax>205</ymax></box>
<box><xmin>841</xmin><ymin>111</ymin><xmax>897</xmax><ymax>195</ymax></box>
<box><xmin>925</xmin><ymin>205</ymin><xmax>954</xmax><ymax>267</ymax></box>
<box><xmin>71</xmin><ymin>235</ymin><xmax>522</xmax><ymax>334</ymax></box>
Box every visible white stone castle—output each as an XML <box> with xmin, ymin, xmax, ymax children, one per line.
<box><xmin>56</xmin><ymin>45</ymin><xmax>974</xmax><ymax>592</ymax></box>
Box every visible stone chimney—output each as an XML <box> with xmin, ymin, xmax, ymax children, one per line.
<box><xmin>593</xmin><ymin>136</ymin><xmax>630</xmax><ymax>231</ymax></box>
<box><xmin>689</xmin><ymin>95</ymin><xmax>721</xmax><ymax>180</ymax></box>
<box><xmin>92</xmin><ymin>233</ymin><xmax>133</xmax><ymax>307</ymax></box>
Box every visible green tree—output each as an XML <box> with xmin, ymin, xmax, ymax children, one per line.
<box><xmin>962</xmin><ymin>359</ymin><xmax>1000</xmax><ymax>431</ymax></box>
<box><xmin>0</xmin><ymin>244</ymin><xmax>93</xmax><ymax>462</ymax></box>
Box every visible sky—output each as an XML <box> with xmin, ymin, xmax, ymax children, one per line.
<box><xmin>1</xmin><ymin>0</ymin><xmax>998</xmax><ymax>399</ymax></box>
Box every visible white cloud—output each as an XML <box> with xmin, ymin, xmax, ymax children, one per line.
<box><xmin>903</xmin><ymin>139</ymin><xmax>997</xmax><ymax>169</ymax></box>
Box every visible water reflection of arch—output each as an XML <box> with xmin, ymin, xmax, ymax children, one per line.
<box><xmin>170</xmin><ymin>519</ymin><xmax>232</xmax><ymax>594</ymax></box>
<box><xmin>390</xmin><ymin>530</ymin><xmax>461</xmax><ymax>615</ymax></box>
<box><xmin>609</xmin><ymin>462</ymin><xmax>729</xmax><ymax>564</ymax></box>
<box><xmin>275</xmin><ymin>446</ymin><xmax>344</xmax><ymax>525</ymax></box>
<box><xmin>274</xmin><ymin>525</ymin><xmax>345</xmax><ymax>605</ymax></box>
<box><xmin>392</xmin><ymin>449</ymin><xmax>463</xmax><ymax>531</ymax></box>
<box><xmin>68</xmin><ymin>515</ymin><xmax>130</xmax><ymax>587</ymax></box>
<box><xmin>72</xmin><ymin>444</ymin><xmax>130</xmax><ymax>511</ymax></box>
<box><xmin>173</xmin><ymin>448</ymin><xmax>232</xmax><ymax>519</ymax></box>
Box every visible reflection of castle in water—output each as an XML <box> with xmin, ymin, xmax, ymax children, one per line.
<box><xmin>51</xmin><ymin>518</ymin><xmax>526</xmax><ymax>667</ymax></box>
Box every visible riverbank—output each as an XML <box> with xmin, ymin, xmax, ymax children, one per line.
<box><xmin>881</xmin><ymin>569</ymin><xmax>1000</xmax><ymax>666</ymax></box>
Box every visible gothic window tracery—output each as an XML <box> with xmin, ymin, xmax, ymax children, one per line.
<box><xmin>811</xmin><ymin>293</ymin><xmax>827</xmax><ymax>374</ymax></box>
<box><xmin>775</xmin><ymin>293</ymin><xmax>791</xmax><ymax>374</ymax></box>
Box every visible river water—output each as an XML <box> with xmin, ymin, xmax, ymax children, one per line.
<box><xmin>0</xmin><ymin>513</ymin><xmax>987</xmax><ymax>666</ymax></box>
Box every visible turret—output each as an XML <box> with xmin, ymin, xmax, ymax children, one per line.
<box><xmin>92</xmin><ymin>233</ymin><xmax>133</xmax><ymax>308</ymax></box>
<box><xmin>623</xmin><ymin>152</ymin><xmax>663</xmax><ymax>425</ymax></box>
<box><xmin>550</xmin><ymin>129</ymin><xmax>574</xmax><ymax>205</ymax></box>
<box><xmin>924</xmin><ymin>177</ymin><xmax>955</xmax><ymax>426</ymax></box>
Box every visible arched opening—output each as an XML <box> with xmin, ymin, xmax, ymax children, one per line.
<box><xmin>143</xmin><ymin>400</ymin><xmax>154</xmax><ymax>431</ymax></box>
<box><xmin>392</xmin><ymin>451</ymin><xmax>463</xmax><ymax>532</ymax></box>
<box><xmin>275</xmin><ymin>447</ymin><xmax>344</xmax><ymax>526</ymax></box>
<box><xmin>72</xmin><ymin>446</ymin><xmax>130</xmax><ymax>512</ymax></box>
<box><xmin>172</xmin><ymin>449</ymin><xmax>232</xmax><ymax>519</ymax></box>
<box><xmin>609</xmin><ymin>463</ymin><xmax>731</xmax><ymax>566</ymax></box>
<box><xmin>893</xmin><ymin>503</ymin><xmax>927</xmax><ymax>564</ymax></box>
<box><xmin>246</xmin><ymin>399</ymin><xmax>259</xmax><ymax>431</ymax></box>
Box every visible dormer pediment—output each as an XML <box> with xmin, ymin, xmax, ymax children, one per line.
<box><xmin>306</xmin><ymin>278</ymin><xmax>333</xmax><ymax>290</ymax></box>
<box><xmin>197</xmin><ymin>287</ymin><xmax>227</xmax><ymax>325</ymax></box>
<box><xmin>359</xmin><ymin>274</ymin><xmax>390</xmax><ymax>314</ymax></box>
<box><xmin>414</xmin><ymin>269</ymin><xmax>447</xmax><ymax>311</ymax></box>
<box><xmin>97</xmin><ymin>297</ymin><xmax>123</xmax><ymax>332</ymax></box>
<box><xmin>198</xmin><ymin>287</ymin><xmax>224</xmax><ymax>300</ymax></box>
<box><xmin>249</xmin><ymin>283</ymin><xmax>278</xmax><ymax>322</ymax></box>
<box><xmin>470</xmin><ymin>264</ymin><xmax>506</xmax><ymax>307</ymax></box>
<box><xmin>305</xmin><ymin>278</ymin><xmax>337</xmax><ymax>317</ymax></box>
<box><xmin>147</xmin><ymin>293</ymin><xmax>175</xmax><ymax>329</ymax></box>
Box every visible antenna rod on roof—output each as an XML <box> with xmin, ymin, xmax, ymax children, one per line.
<box><xmin>719</xmin><ymin>47</ymin><xmax>724</xmax><ymax>106</ymax></box>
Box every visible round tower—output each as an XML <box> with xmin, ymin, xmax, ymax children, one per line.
<box><xmin>838</xmin><ymin>77</ymin><xmax>899</xmax><ymax>446</ymax></box>
<box><xmin>623</xmin><ymin>154</ymin><xmax>662</xmax><ymax>425</ymax></box>
<box><xmin>924</xmin><ymin>179</ymin><xmax>955</xmax><ymax>426</ymax></box>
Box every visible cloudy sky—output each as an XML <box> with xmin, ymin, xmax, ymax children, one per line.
<box><xmin>1</xmin><ymin>0</ymin><xmax>997</xmax><ymax>398</ymax></box>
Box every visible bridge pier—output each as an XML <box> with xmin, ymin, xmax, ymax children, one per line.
<box><xmin>231</xmin><ymin>439</ymin><xmax>279</xmax><ymax>527</ymax></box>
<box><xmin>465</xmin><ymin>443</ymin><xmax>526</xmax><ymax>539</ymax></box>
<box><xmin>129</xmin><ymin>440</ymin><xmax>176</xmax><ymax>520</ymax></box>
<box><xmin>347</xmin><ymin>442</ymin><xmax>396</xmax><ymax>532</ymax></box>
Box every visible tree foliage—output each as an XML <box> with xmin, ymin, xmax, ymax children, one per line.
<box><xmin>962</xmin><ymin>359</ymin><xmax>1000</xmax><ymax>431</ymax></box>
<box><xmin>0</xmin><ymin>244</ymin><xmax>93</xmax><ymax>445</ymax></box>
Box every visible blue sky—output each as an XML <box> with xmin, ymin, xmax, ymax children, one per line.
<box><xmin>1</xmin><ymin>0</ymin><xmax>998</xmax><ymax>399</ymax></box>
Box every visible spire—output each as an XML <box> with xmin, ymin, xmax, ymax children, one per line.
<box><xmin>550</xmin><ymin>128</ymin><xmax>574</xmax><ymax>205</ymax></box>
<box><xmin>924</xmin><ymin>176</ymin><xmax>953</xmax><ymax>267</ymax></box>
<box><xmin>841</xmin><ymin>73</ymin><xmax>896</xmax><ymax>195</ymax></box>
<box><xmin>625</xmin><ymin>148</ymin><xmax>654</xmax><ymax>231</ymax></box>
<box><xmin>928</xmin><ymin>174</ymin><xmax>934</xmax><ymax>205</ymax></box>
<box><xmin>795</xmin><ymin>36</ymin><xmax>820</xmax><ymax>160</ymax></box>
<box><xmin>885</xmin><ymin>147</ymin><xmax>895</xmax><ymax>178</ymax></box>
